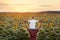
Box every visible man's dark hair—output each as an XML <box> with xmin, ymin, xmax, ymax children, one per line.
<box><xmin>32</xmin><ymin>16</ymin><xmax>35</xmax><ymax>19</ymax></box>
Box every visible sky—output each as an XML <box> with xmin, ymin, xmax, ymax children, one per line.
<box><xmin>0</xmin><ymin>0</ymin><xmax>60</xmax><ymax>12</ymax></box>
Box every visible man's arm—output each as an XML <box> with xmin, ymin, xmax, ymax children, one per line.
<box><xmin>37</xmin><ymin>20</ymin><xmax>43</xmax><ymax>30</ymax></box>
<box><xmin>24</xmin><ymin>19</ymin><xmax>29</xmax><ymax>29</ymax></box>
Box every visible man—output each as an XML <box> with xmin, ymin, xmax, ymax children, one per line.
<box><xmin>24</xmin><ymin>16</ymin><xmax>42</xmax><ymax>40</ymax></box>
<box><xmin>24</xmin><ymin>16</ymin><xmax>40</xmax><ymax>40</ymax></box>
<box><xmin>28</xmin><ymin>16</ymin><xmax>38</xmax><ymax>40</ymax></box>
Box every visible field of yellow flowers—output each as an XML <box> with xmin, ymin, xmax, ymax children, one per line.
<box><xmin>0</xmin><ymin>13</ymin><xmax>60</xmax><ymax>40</ymax></box>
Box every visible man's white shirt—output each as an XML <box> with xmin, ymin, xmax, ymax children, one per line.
<box><xmin>28</xmin><ymin>19</ymin><xmax>38</xmax><ymax>29</ymax></box>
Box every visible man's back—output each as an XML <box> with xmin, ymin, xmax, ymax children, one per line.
<box><xmin>28</xmin><ymin>19</ymin><xmax>38</xmax><ymax>29</ymax></box>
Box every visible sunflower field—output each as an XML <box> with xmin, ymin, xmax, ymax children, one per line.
<box><xmin>0</xmin><ymin>13</ymin><xmax>60</xmax><ymax>40</ymax></box>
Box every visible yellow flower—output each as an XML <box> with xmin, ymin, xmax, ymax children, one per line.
<box><xmin>13</xmin><ymin>24</ymin><xmax>18</xmax><ymax>30</ymax></box>
<box><xmin>46</xmin><ymin>23</ymin><xmax>50</xmax><ymax>27</ymax></box>
<box><xmin>0</xmin><ymin>21</ymin><xmax>4</xmax><ymax>25</ymax></box>
<box><xmin>13</xmin><ymin>26</ymin><xmax>17</xmax><ymax>30</ymax></box>
<box><xmin>43</xmin><ymin>18</ymin><xmax>48</xmax><ymax>22</ymax></box>
<box><xmin>49</xmin><ymin>22</ymin><xmax>54</xmax><ymax>26</ymax></box>
<box><xmin>23</xmin><ymin>27</ymin><xmax>27</xmax><ymax>30</ymax></box>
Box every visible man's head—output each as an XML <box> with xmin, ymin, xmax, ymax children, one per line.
<box><xmin>32</xmin><ymin>16</ymin><xmax>35</xmax><ymax>19</ymax></box>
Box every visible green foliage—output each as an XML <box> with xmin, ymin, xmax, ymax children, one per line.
<box><xmin>37</xmin><ymin>16</ymin><xmax>60</xmax><ymax>40</ymax></box>
<box><xmin>0</xmin><ymin>16</ymin><xmax>60</xmax><ymax>40</ymax></box>
<box><xmin>37</xmin><ymin>26</ymin><xmax>60</xmax><ymax>40</ymax></box>
<box><xmin>0</xmin><ymin>16</ymin><xmax>29</xmax><ymax>40</ymax></box>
